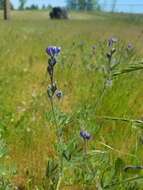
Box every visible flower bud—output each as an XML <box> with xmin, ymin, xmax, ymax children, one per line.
<box><xmin>55</xmin><ymin>90</ymin><xmax>63</xmax><ymax>100</ymax></box>
<box><xmin>47</xmin><ymin>65</ymin><xmax>53</xmax><ymax>76</ymax></box>
<box><xmin>51</xmin><ymin>82</ymin><xmax>57</xmax><ymax>94</ymax></box>
<box><xmin>80</xmin><ymin>130</ymin><xmax>91</xmax><ymax>140</ymax></box>
<box><xmin>48</xmin><ymin>58</ymin><xmax>57</xmax><ymax>66</ymax></box>
<box><xmin>111</xmin><ymin>48</ymin><xmax>116</xmax><ymax>54</ymax></box>
<box><xmin>108</xmin><ymin>37</ymin><xmax>118</xmax><ymax>48</ymax></box>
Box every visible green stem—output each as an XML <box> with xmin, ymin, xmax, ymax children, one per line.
<box><xmin>95</xmin><ymin>115</ymin><xmax>143</xmax><ymax>125</ymax></box>
<box><xmin>56</xmin><ymin>175</ymin><xmax>62</xmax><ymax>190</ymax></box>
<box><xmin>49</xmin><ymin>98</ymin><xmax>58</xmax><ymax>131</ymax></box>
<box><xmin>104</xmin><ymin>175</ymin><xmax>143</xmax><ymax>189</ymax></box>
<box><xmin>48</xmin><ymin>63</ymin><xmax>63</xmax><ymax>190</ymax></box>
<box><xmin>49</xmin><ymin>97</ymin><xmax>63</xmax><ymax>190</ymax></box>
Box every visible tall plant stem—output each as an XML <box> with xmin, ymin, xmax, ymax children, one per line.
<box><xmin>48</xmin><ymin>70</ymin><xmax>63</xmax><ymax>190</ymax></box>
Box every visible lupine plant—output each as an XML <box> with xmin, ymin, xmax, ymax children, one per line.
<box><xmin>42</xmin><ymin>37</ymin><xmax>143</xmax><ymax>190</ymax></box>
<box><xmin>45</xmin><ymin>46</ymin><xmax>64</xmax><ymax>190</ymax></box>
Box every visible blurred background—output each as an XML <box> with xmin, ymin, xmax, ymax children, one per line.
<box><xmin>1</xmin><ymin>0</ymin><xmax>143</xmax><ymax>14</ymax></box>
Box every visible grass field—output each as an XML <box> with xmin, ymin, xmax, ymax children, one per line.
<box><xmin>0</xmin><ymin>10</ymin><xmax>143</xmax><ymax>189</ymax></box>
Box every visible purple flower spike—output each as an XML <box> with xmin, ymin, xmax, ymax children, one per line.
<box><xmin>46</xmin><ymin>46</ymin><xmax>61</xmax><ymax>57</ymax></box>
<box><xmin>80</xmin><ymin>130</ymin><xmax>91</xmax><ymax>140</ymax></box>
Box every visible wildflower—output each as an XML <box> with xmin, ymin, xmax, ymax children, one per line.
<box><xmin>46</xmin><ymin>46</ymin><xmax>61</xmax><ymax>57</ymax></box>
<box><xmin>127</xmin><ymin>43</ymin><xmax>133</xmax><ymax>50</ymax></box>
<box><xmin>80</xmin><ymin>130</ymin><xmax>91</xmax><ymax>140</ymax></box>
<box><xmin>55</xmin><ymin>90</ymin><xmax>63</xmax><ymax>99</ymax></box>
<box><xmin>108</xmin><ymin>37</ymin><xmax>118</xmax><ymax>48</ymax></box>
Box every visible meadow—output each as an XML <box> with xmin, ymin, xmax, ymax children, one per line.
<box><xmin>0</xmin><ymin>10</ymin><xmax>143</xmax><ymax>189</ymax></box>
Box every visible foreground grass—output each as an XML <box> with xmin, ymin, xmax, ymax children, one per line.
<box><xmin>0</xmin><ymin>10</ymin><xmax>143</xmax><ymax>189</ymax></box>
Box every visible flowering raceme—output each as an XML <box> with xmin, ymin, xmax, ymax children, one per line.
<box><xmin>46</xmin><ymin>46</ymin><xmax>63</xmax><ymax>99</ymax></box>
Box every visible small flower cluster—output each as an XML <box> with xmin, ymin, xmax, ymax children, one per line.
<box><xmin>46</xmin><ymin>46</ymin><xmax>63</xmax><ymax>99</ymax></box>
<box><xmin>46</xmin><ymin>46</ymin><xmax>61</xmax><ymax>57</ymax></box>
<box><xmin>80</xmin><ymin>130</ymin><xmax>91</xmax><ymax>140</ymax></box>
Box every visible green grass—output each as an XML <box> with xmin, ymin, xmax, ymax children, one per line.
<box><xmin>0</xmin><ymin>10</ymin><xmax>143</xmax><ymax>189</ymax></box>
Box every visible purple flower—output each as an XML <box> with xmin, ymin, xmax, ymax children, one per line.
<box><xmin>55</xmin><ymin>90</ymin><xmax>63</xmax><ymax>99</ymax></box>
<box><xmin>108</xmin><ymin>37</ymin><xmax>118</xmax><ymax>48</ymax></box>
<box><xmin>80</xmin><ymin>130</ymin><xmax>91</xmax><ymax>140</ymax></box>
<box><xmin>127</xmin><ymin>43</ymin><xmax>133</xmax><ymax>50</ymax></box>
<box><xmin>46</xmin><ymin>46</ymin><xmax>61</xmax><ymax>57</ymax></box>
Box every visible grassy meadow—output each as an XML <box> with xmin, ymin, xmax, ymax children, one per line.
<box><xmin>0</xmin><ymin>10</ymin><xmax>143</xmax><ymax>189</ymax></box>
